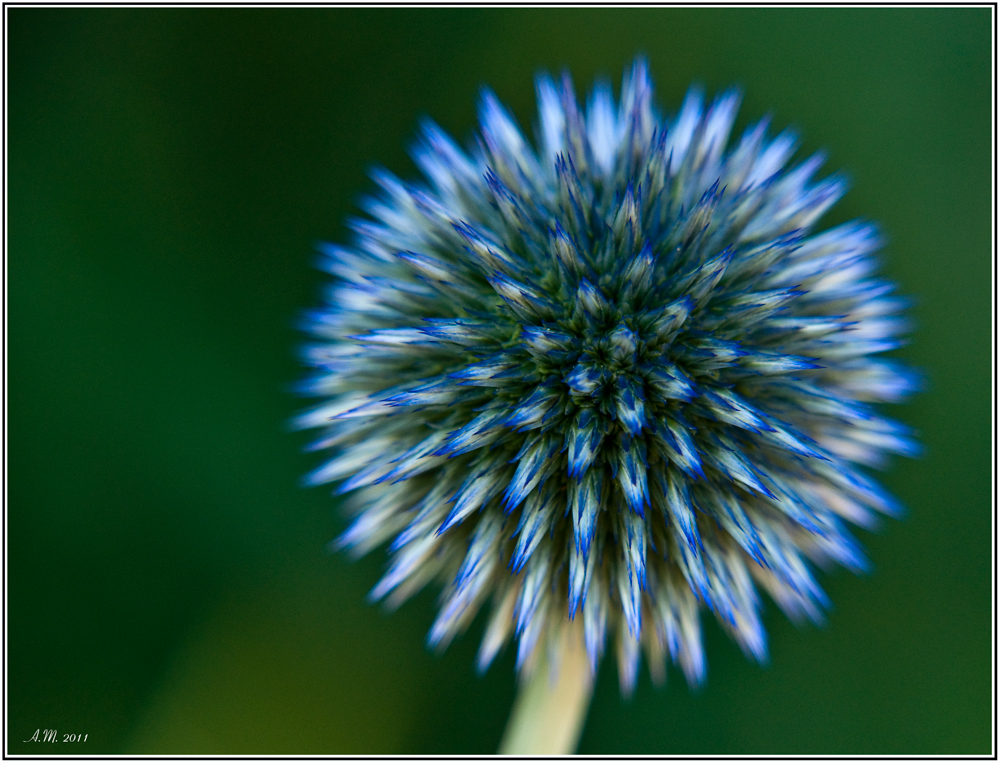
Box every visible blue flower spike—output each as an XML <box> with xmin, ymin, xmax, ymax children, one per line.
<box><xmin>297</xmin><ymin>58</ymin><xmax>918</xmax><ymax>699</ymax></box>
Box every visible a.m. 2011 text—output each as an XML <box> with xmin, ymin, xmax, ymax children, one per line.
<box><xmin>23</xmin><ymin>730</ymin><xmax>87</xmax><ymax>743</ymax></box>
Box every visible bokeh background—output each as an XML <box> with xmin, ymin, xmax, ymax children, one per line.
<box><xmin>8</xmin><ymin>7</ymin><xmax>992</xmax><ymax>755</ymax></box>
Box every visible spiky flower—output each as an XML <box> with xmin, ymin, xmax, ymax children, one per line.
<box><xmin>297</xmin><ymin>58</ymin><xmax>918</xmax><ymax>694</ymax></box>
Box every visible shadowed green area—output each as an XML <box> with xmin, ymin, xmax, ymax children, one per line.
<box><xmin>8</xmin><ymin>7</ymin><xmax>991</xmax><ymax>755</ymax></box>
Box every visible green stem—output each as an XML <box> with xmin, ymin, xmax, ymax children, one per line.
<box><xmin>498</xmin><ymin>623</ymin><xmax>594</xmax><ymax>755</ymax></box>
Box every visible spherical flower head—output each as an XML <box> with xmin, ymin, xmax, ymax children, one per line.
<box><xmin>297</xmin><ymin>58</ymin><xmax>919</xmax><ymax>694</ymax></box>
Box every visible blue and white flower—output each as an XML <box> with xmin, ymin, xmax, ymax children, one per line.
<box><xmin>297</xmin><ymin>58</ymin><xmax>919</xmax><ymax>694</ymax></box>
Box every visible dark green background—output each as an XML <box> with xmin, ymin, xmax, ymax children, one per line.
<box><xmin>8</xmin><ymin>7</ymin><xmax>992</xmax><ymax>755</ymax></box>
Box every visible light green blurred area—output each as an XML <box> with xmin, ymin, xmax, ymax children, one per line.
<box><xmin>8</xmin><ymin>7</ymin><xmax>991</xmax><ymax>755</ymax></box>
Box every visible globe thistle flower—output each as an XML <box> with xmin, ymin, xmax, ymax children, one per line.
<box><xmin>296</xmin><ymin>58</ymin><xmax>918</xmax><ymax>701</ymax></box>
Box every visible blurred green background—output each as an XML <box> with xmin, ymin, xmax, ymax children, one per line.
<box><xmin>8</xmin><ymin>7</ymin><xmax>992</xmax><ymax>755</ymax></box>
